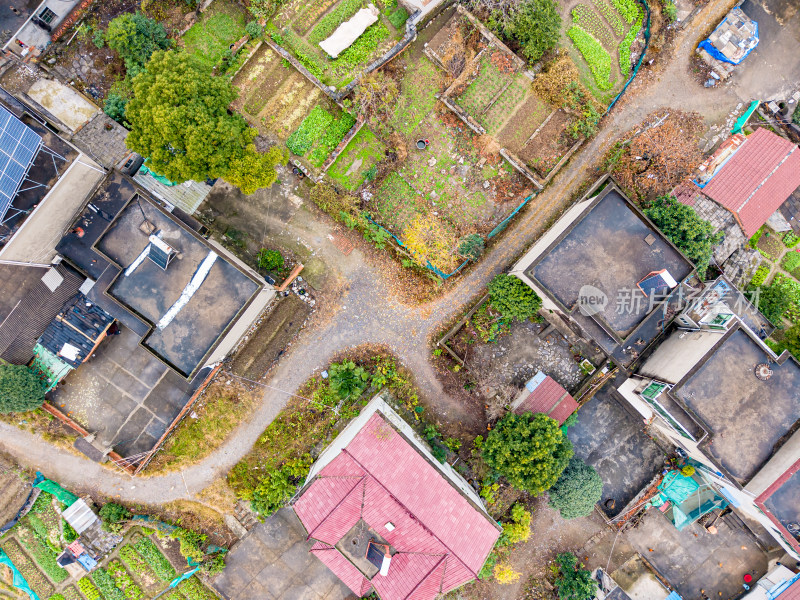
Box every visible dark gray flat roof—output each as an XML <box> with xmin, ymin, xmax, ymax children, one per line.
<box><xmin>95</xmin><ymin>197</ymin><xmax>260</xmax><ymax>376</ymax></box>
<box><xmin>674</xmin><ymin>327</ymin><xmax>800</xmax><ymax>484</ymax></box>
<box><xmin>527</xmin><ymin>187</ymin><xmax>694</xmax><ymax>339</ymax></box>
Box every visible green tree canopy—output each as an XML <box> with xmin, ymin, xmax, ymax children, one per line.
<box><xmin>328</xmin><ymin>361</ymin><xmax>370</xmax><ymax>400</ymax></box>
<box><xmin>554</xmin><ymin>553</ymin><xmax>597</xmax><ymax>600</ymax></box>
<box><xmin>488</xmin><ymin>274</ymin><xmax>543</xmax><ymax>321</ymax></box>
<box><xmin>0</xmin><ymin>364</ymin><xmax>45</xmax><ymax>414</ymax></box>
<box><xmin>482</xmin><ymin>412</ymin><xmax>573</xmax><ymax>496</ymax></box>
<box><xmin>125</xmin><ymin>51</ymin><xmax>283</xmax><ymax>193</ymax></box>
<box><xmin>548</xmin><ymin>457</ymin><xmax>603</xmax><ymax>519</ymax></box>
<box><xmin>644</xmin><ymin>195</ymin><xmax>722</xmax><ymax>279</ymax></box>
<box><xmin>98</xmin><ymin>502</ymin><xmax>131</xmax><ymax>525</ymax></box>
<box><xmin>756</xmin><ymin>280</ymin><xmax>794</xmax><ymax>326</ymax></box>
<box><xmin>492</xmin><ymin>0</ymin><xmax>562</xmax><ymax>64</ymax></box>
<box><xmin>105</xmin><ymin>13</ymin><xmax>170</xmax><ymax>75</ymax></box>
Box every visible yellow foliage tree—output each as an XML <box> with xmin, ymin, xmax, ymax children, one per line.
<box><xmin>403</xmin><ymin>214</ymin><xmax>459</xmax><ymax>273</ymax></box>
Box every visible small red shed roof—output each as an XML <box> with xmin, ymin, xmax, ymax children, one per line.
<box><xmin>513</xmin><ymin>373</ymin><xmax>578</xmax><ymax>425</ymax></box>
<box><xmin>702</xmin><ymin>128</ymin><xmax>800</xmax><ymax>237</ymax></box>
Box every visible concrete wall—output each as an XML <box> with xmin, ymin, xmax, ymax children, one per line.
<box><xmin>0</xmin><ymin>154</ymin><xmax>104</xmax><ymax>263</ymax></box>
<box><xmin>637</xmin><ymin>328</ymin><xmax>726</xmax><ymax>384</ymax></box>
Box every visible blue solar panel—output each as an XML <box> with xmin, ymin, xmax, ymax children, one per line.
<box><xmin>0</xmin><ymin>105</ymin><xmax>42</xmax><ymax>223</ymax></box>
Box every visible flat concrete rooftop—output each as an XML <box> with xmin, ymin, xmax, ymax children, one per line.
<box><xmin>675</xmin><ymin>327</ymin><xmax>800</xmax><ymax>484</ymax></box>
<box><xmin>763</xmin><ymin>468</ymin><xmax>800</xmax><ymax>542</ymax></box>
<box><xmin>96</xmin><ymin>198</ymin><xmax>260</xmax><ymax>376</ymax></box>
<box><xmin>527</xmin><ymin>188</ymin><xmax>693</xmax><ymax>338</ymax></box>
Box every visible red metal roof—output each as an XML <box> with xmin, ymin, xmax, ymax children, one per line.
<box><xmin>702</xmin><ymin>128</ymin><xmax>800</xmax><ymax>237</ymax></box>
<box><xmin>294</xmin><ymin>412</ymin><xmax>501</xmax><ymax>600</ymax></box>
<box><xmin>781</xmin><ymin>578</ymin><xmax>800</xmax><ymax>600</ymax></box>
<box><xmin>513</xmin><ymin>376</ymin><xmax>578</xmax><ymax>425</ymax></box>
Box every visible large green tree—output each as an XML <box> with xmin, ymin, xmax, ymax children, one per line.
<box><xmin>126</xmin><ymin>51</ymin><xmax>283</xmax><ymax>193</ymax></box>
<box><xmin>0</xmin><ymin>364</ymin><xmax>45</xmax><ymax>414</ymax></box>
<box><xmin>488</xmin><ymin>274</ymin><xmax>543</xmax><ymax>322</ymax></box>
<box><xmin>105</xmin><ymin>13</ymin><xmax>170</xmax><ymax>75</ymax></box>
<box><xmin>548</xmin><ymin>457</ymin><xmax>603</xmax><ymax>519</ymax></box>
<box><xmin>490</xmin><ymin>0</ymin><xmax>562</xmax><ymax>64</ymax></box>
<box><xmin>756</xmin><ymin>280</ymin><xmax>794</xmax><ymax>326</ymax></box>
<box><xmin>644</xmin><ymin>195</ymin><xmax>722</xmax><ymax>279</ymax></box>
<box><xmin>483</xmin><ymin>412</ymin><xmax>573</xmax><ymax>496</ymax></box>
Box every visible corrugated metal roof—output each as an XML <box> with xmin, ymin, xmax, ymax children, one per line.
<box><xmin>38</xmin><ymin>292</ymin><xmax>114</xmax><ymax>368</ymax></box>
<box><xmin>703</xmin><ymin>128</ymin><xmax>800</xmax><ymax>237</ymax></box>
<box><xmin>513</xmin><ymin>373</ymin><xmax>578</xmax><ymax>425</ymax></box>
<box><xmin>133</xmin><ymin>169</ymin><xmax>212</xmax><ymax>216</ymax></box>
<box><xmin>62</xmin><ymin>499</ymin><xmax>98</xmax><ymax>534</ymax></box>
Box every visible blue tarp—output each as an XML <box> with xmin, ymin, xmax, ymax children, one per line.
<box><xmin>698</xmin><ymin>15</ymin><xmax>758</xmax><ymax>65</ymax></box>
<box><xmin>0</xmin><ymin>548</ymin><xmax>39</xmax><ymax>600</ymax></box>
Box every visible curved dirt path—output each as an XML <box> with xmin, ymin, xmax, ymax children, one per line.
<box><xmin>0</xmin><ymin>0</ymin><xmax>744</xmax><ymax>504</ymax></box>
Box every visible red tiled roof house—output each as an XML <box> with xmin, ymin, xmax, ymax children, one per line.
<box><xmin>510</xmin><ymin>371</ymin><xmax>578</xmax><ymax>425</ymax></box>
<box><xmin>292</xmin><ymin>395</ymin><xmax>502</xmax><ymax>600</ymax></box>
<box><xmin>693</xmin><ymin>128</ymin><xmax>800</xmax><ymax>237</ymax></box>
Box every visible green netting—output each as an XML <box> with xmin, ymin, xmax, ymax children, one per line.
<box><xmin>30</xmin><ymin>343</ymin><xmax>72</xmax><ymax>393</ymax></box>
<box><xmin>34</xmin><ymin>477</ymin><xmax>79</xmax><ymax>507</ymax></box>
<box><xmin>138</xmin><ymin>164</ymin><xmax>176</xmax><ymax>187</ymax></box>
<box><xmin>732</xmin><ymin>100</ymin><xmax>760</xmax><ymax>134</ymax></box>
<box><xmin>658</xmin><ymin>471</ymin><xmax>699</xmax><ymax>505</ymax></box>
<box><xmin>0</xmin><ymin>548</ymin><xmax>39</xmax><ymax>600</ymax></box>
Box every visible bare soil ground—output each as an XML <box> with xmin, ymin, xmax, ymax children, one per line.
<box><xmin>0</xmin><ymin>453</ymin><xmax>30</xmax><ymax>527</ymax></box>
<box><xmin>230</xmin><ymin>295</ymin><xmax>313</xmax><ymax>380</ymax></box>
<box><xmin>520</xmin><ymin>110</ymin><xmax>576</xmax><ymax>178</ymax></box>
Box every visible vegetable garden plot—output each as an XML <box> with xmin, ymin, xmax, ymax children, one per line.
<box><xmin>518</xmin><ymin>110</ymin><xmax>576</xmax><ymax>178</ymax></box>
<box><xmin>480</xmin><ymin>74</ymin><xmax>529</xmax><ymax>136</ymax></box>
<box><xmin>327</xmin><ymin>128</ymin><xmax>386</xmax><ymax>191</ymax></box>
<box><xmin>267</xmin><ymin>0</ymin><xmax>403</xmax><ymax>90</ymax></box>
<box><xmin>286</xmin><ymin>105</ymin><xmax>356</xmax><ymax>169</ymax></box>
<box><xmin>564</xmin><ymin>0</ymin><xmax>644</xmax><ymax>97</ymax></box>
<box><xmin>1</xmin><ymin>539</ymin><xmax>53</xmax><ymax>598</ymax></box>
<box><xmin>497</xmin><ymin>94</ymin><xmax>551</xmax><ymax>153</ymax></box>
<box><xmin>455</xmin><ymin>56</ymin><xmax>514</xmax><ymax>117</ymax></box>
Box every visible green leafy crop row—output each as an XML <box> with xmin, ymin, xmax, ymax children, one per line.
<box><xmin>132</xmin><ymin>538</ymin><xmax>176</xmax><ymax>582</ymax></box>
<box><xmin>618</xmin><ymin>12</ymin><xmax>642</xmax><ymax>75</ymax></box>
<box><xmin>591</xmin><ymin>0</ymin><xmax>625</xmax><ymax>35</ymax></box>
<box><xmin>287</xmin><ymin>106</ymin><xmax>334</xmax><ymax>156</ymax></box>
<box><xmin>610</xmin><ymin>0</ymin><xmax>640</xmax><ymax>23</ymax></box>
<box><xmin>77</xmin><ymin>578</ymin><xmax>102</xmax><ymax>600</ymax></box>
<box><xmin>567</xmin><ymin>26</ymin><xmax>613</xmax><ymax>90</ymax></box>
<box><xmin>108</xmin><ymin>560</ymin><xmax>144</xmax><ymax>600</ymax></box>
<box><xmin>91</xmin><ymin>568</ymin><xmax>125</xmax><ymax>600</ymax></box>
<box><xmin>308</xmin><ymin>113</ymin><xmax>357</xmax><ymax>167</ymax></box>
<box><xmin>309</xmin><ymin>0</ymin><xmax>364</xmax><ymax>43</ymax></box>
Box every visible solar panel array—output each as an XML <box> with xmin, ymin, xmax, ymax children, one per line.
<box><xmin>0</xmin><ymin>105</ymin><xmax>42</xmax><ymax>223</ymax></box>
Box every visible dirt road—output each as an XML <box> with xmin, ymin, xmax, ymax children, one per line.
<box><xmin>0</xmin><ymin>0</ymin><xmax>742</xmax><ymax>505</ymax></box>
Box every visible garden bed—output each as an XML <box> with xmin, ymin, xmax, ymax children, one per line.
<box><xmin>518</xmin><ymin>110</ymin><xmax>576</xmax><ymax>179</ymax></box>
<box><xmin>757</xmin><ymin>231</ymin><xmax>785</xmax><ymax>262</ymax></box>
<box><xmin>326</xmin><ymin>127</ymin><xmax>387</xmax><ymax>190</ymax></box>
<box><xmin>266</xmin><ymin>0</ymin><xmax>407</xmax><ymax>90</ymax></box>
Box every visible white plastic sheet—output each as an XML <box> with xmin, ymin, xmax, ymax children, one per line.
<box><xmin>319</xmin><ymin>4</ymin><xmax>380</xmax><ymax>58</ymax></box>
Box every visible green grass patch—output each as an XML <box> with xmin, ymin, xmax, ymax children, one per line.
<box><xmin>390</xmin><ymin>58</ymin><xmax>440</xmax><ymax>135</ymax></box>
<box><xmin>327</xmin><ymin>127</ymin><xmax>386</xmax><ymax>190</ymax></box>
<box><xmin>567</xmin><ymin>26</ymin><xmax>613</xmax><ymax>90</ymax></box>
<box><xmin>182</xmin><ymin>3</ymin><xmax>247</xmax><ymax>69</ymax></box>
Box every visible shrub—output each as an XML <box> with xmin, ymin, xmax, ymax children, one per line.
<box><xmin>644</xmin><ymin>195</ymin><xmax>722</xmax><ymax>279</ymax></box>
<box><xmin>245</xmin><ymin>21</ymin><xmax>263</xmax><ymax>39</ymax></box>
<box><xmin>173</xmin><ymin>528</ymin><xmax>206</xmax><ymax>561</ymax></box>
<box><xmin>548</xmin><ymin>457</ymin><xmax>603</xmax><ymax>519</ymax></box>
<box><xmin>755</xmin><ymin>280</ymin><xmax>794</xmax><ymax>325</ymax></box>
<box><xmin>794</xmin><ymin>105</ymin><xmax>800</xmax><ymax>126</ymax></box>
<box><xmin>749</xmin><ymin>226</ymin><xmax>765</xmax><ymax>248</ymax></box>
<box><xmin>257</xmin><ymin>248</ymin><xmax>284</xmax><ymax>271</ymax></box>
<box><xmin>483</xmin><ymin>412</ymin><xmax>573</xmax><ymax>496</ymax></box>
<box><xmin>750</xmin><ymin>263</ymin><xmax>771</xmax><ymax>288</ymax></box>
<box><xmin>499</xmin><ymin>503</ymin><xmax>532</xmax><ymax>545</ymax></box>
<box><xmin>662</xmin><ymin>0</ymin><xmax>677</xmax><ymax>21</ymax></box>
<box><xmin>680</xmin><ymin>465</ymin><xmax>695</xmax><ymax>477</ymax></box>
<box><xmin>251</xmin><ymin>456</ymin><xmax>311</xmax><ymax>516</ymax></box>
<box><xmin>0</xmin><ymin>364</ymin><xmax>45</xmax><ymax>413</ymax></box>
<box><xmin>63</xmin><ymin>521</ymin><xmax>79</xmax><ymax>543</ymax></box>
<box><xmin>554</xmin><ymin>553</ymin><xmax>597</xmax><ymax>600</ymax></box>
<box><xmin>494</xmin><ymin>563</ymin><xmax>521</xmax><ymax>584</ymax></box>
<box><xmin>199</xmin><ymin>554</ymin><xmax>226</xmax><ymax>577</ymax></box>
<box><xmin>328</xmin><ymin>361</ymin><xmax>370</xmax><ymax>400</ymax></box>
<box><xmin>492</xmin><ymin>0</ymin><xmax>562</xmax><ymax>64</ymax></box>
<box><xmin>387</xmin><ymin>7</ymin><xmax>409</xmax><ymax>28</ymax></box>
<box><xmin>487</xmin><ymin>274</ymin><xmax>542</xmax><ymax>322</ymax></box>
<box><xmin>458</xmin><ymin>234</ymin><xmax>485</xmax><ymax>261</ymax></box>
<box><xmin>99</xmin><ymin>502</ymin><xmax>131</xmax><ymax>527</ymax></box>
<box><xmin>132</xmin><ymin>538</ymin><xmax>176</xmax><ymax>582</ymax></box>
